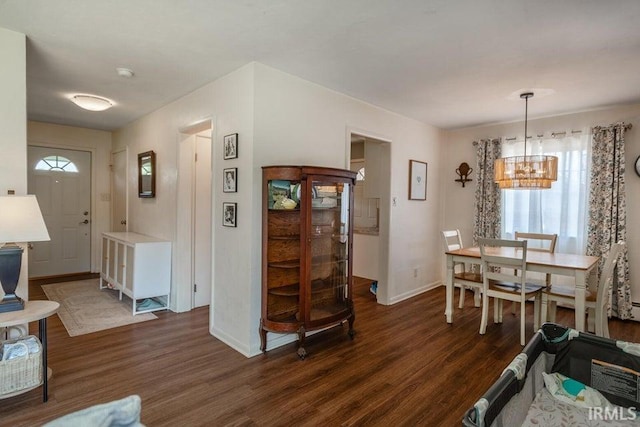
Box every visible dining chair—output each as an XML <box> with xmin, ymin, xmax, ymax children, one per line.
<box><xmin>510</xmin><ymin>232</ymin><xmax>558</xmax><ymax>315</ymax></box>
<box><xmin>441</xmin><ymin>229</ymin><xmax>482</xmax><ymax>309</ymax></box>
<box><xmin>542</xmin><ymin>241</ymin><xmax>624</xmax><ymax>338</ymax></box>
<box><xmin>479</xmin><ymin>238</ymin><xmax>545</xmax><ymax>346</ymax></box>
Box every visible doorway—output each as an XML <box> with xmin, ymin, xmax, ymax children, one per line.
<box><xmin>27</xmin><ymin>146</ymin><xmax>92</xmax><ymax>278</ymax></box>
<box><xmin>111</xmin><ymin>148</ymin><xmax>127</xmax><ymax>232</ymax></box>
<box><xmin>349</xmin><ymin>132</ymin><xmax>391</xmax><ymax>304</ymax></box>
<box><xmin>177</xmin><ymin>121</ymin><xmax>213</xmax><ymax>310</ymax></box>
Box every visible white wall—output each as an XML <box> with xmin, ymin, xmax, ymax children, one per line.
<box><xmin>27</xmin><ymin>121</ymin><xmax>112</xmax><ymax>273</ymax></box>
<box><xmin>112</xmin><ymin>63</ymin><xmax>256</xmax><ymax>355</ymax></box>
<box><xmin>442</xmin><ymin>104</ymin><xmax>640</xmax><ymax>301</ymax></box>
<box><xmin>0</xmin><ymin>28</ymin><xmax>28</xmax><ymax>301</ymax></box>
<box><xmin>253</xmin><ymin>63</ymin><xmax>445</xmax><ymax>353</ymax></box>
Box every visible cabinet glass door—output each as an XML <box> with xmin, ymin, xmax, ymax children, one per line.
<box><xmin>309</xmin><ymin>180</ymin><xmax>350</xmax><ymax>322</ymax></box>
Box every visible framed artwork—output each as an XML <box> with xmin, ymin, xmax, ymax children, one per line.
<box><xmin>223</xmin><ymin>202</ymin><xmax>237</xmax><ymax>227</ymax></box>
<box><xmin>409</xmin><ymin>159</ymin><xmax>427</xmax><ymax>200</ymax></box>
<box><xmin>223</xmin><ymin>167</ymin><xmax>237</xmax><ymax>193</ymax></box>
<box><xmin>224</xmin><ymin>133</ymin><xmax>238</xmax><ymax>160</ymax></box>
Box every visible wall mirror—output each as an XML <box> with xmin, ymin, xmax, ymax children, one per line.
<box><xmin>138</xmin><ymin>150</ymin><xmax>156</xmax><ymax>198</ymax></box>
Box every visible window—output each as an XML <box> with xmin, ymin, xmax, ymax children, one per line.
<box><xmin>501</xmin><ymin>133</ymin><xmax>590</xmax><ymax>254</ymax></box>
<box><xmin>35</xmin><ymin>155</ymin><xmax>78</xmax><ymax>172</ymax></box>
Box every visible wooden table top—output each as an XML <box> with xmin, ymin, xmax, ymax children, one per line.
<box><xmin>446</xmin><ymin>247</ymin><xmax>599</xmax><ymax>271</ymax></box>
<box><xmin>0</xmin><ymin>300</ymin><xmax>60</xmax><ymax>327</ymax></box>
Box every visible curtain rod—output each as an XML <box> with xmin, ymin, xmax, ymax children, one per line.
<box><xmin>502</xmin><ymin>129</ymin><xmax>583</xmax><ymax>142</ymax></box>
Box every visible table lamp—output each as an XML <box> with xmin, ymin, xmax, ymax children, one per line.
<box><xmin>0</xmin><ymin>195</ymin><xmax>50</xmax><ymax>312</ymax></box>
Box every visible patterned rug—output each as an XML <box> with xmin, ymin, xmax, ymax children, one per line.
<box><xmin>42</xmin><ymin>279</ymin><xmax>157</xmax><ymax>337</ymax></box>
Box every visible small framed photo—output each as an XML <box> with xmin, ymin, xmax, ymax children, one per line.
<box><xmin>224</xmin><ymin>133</ymin><xmax>238</xmax><ymax>160</ymax></box>
<box><xmin>223</xmin><ymin>202</ymin><xmax>237</xmax><ymax>227</ymax></box>
<box><xmin>409</xmin><ymin>159</ymin><xmax>427</xmax><ymax>200</ymax></box>
<box><xmin>223</xmin><ymin>168</ymin><xmax>237</xmax><ymax>193</ymax></box>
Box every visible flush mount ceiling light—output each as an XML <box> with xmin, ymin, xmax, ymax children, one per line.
<box><xmin>70</xmin><ymin>94</ymin><xmax>114</xmax><ymax>111</ymax></box>
<box><xmin>494</xmin><ymin>92</ymin><xmax>558</xmax><ymax>190</ymax></box>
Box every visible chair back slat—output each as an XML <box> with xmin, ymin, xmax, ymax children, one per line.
<box><xmin>514</xmin><ymin>232</ymin><xmax>557</xmax><ymax>253</ymax></box>
<box><xmin>442</xmin><ymin>229</ymin><xmax>463</xmax><ymax>252</ymax></box>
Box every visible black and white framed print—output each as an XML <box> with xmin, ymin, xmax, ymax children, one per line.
<box><xmin>224</xmin><ymin>133</ymin><xmax>238</xmax><ymax>160</ymax></box>
<box><xmin>223</xmin><ymin>167</ymin><xmax>237</xmax><ymax>193</ymax></box>
<box><xmin>223</xmin><ymin>202</ymin><xmax>237</xmax><ymax>227</ymax></box>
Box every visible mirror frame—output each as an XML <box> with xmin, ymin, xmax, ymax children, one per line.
<box><xmin>138</xmin><ymin>150</ymin><xmax>156</xmax><ymax>198</ymax></box>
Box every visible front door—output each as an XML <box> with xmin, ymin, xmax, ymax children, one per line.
<box><xmin>27</xmin><ymin>146</ymin><xmax>92</xmax><ymax>278</ymax></box>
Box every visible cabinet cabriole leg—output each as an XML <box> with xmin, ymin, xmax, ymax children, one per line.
<box><xmin>259</xmin><ymin>320</ymin><xmax>267</xmax><ymax>353</ymax></box>
<box><xmin>297</xmin><ymin>326</ymin><xmax>306</xmax><ymax>360</ymax></box>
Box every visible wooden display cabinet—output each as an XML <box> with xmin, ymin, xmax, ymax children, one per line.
<box><xmin>260</xmin><ymin>165</ymin><xmax>356</xmax><ymax>358</ymax></box>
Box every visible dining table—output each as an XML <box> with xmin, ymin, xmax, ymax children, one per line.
<box><xmin>444</xmin><ymin>246</ymin><xmax>600</xmax><ymax>332</ymax></box>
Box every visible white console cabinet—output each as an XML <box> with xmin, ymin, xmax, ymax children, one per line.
<box><xmin>100</xmin><ymin>232</ymin><xmax>171</xmax><ymax>315</ymax></box>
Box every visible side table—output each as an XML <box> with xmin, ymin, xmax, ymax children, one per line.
<box><xmin>0</xmin><ymin>300</ymin><xmax>59</xmax><ymax>402</ymax></box>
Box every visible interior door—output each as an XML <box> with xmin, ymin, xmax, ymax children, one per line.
<box><xmin>112</xmin><ymin>149</ymin><xmax>127</xmax><ymax>231</ymax></box>
<box><xmin>27</xmin><ymin>146</ymin><xmax>91</xmax><ymax>277</ymax></box>
<box><xmin>193</xmin><ymin>134</ymin><xmax>212</xmax><ymax>307</ymax></box>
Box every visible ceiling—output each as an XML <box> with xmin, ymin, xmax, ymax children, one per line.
<box><xmin>1</xmin><ymin>0</ymin><xmax>640</xmax><ymax>131</ymax></box>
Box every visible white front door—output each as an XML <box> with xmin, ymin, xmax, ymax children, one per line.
<box><xmin>193</xmin><ymin>134</ymin><xmax>212</xmax><ymax>308</ymax></box>
<box><xmin>27</xmin><ymin>146</ymin><xmax>92</xmax><ymax>277</ymax></box>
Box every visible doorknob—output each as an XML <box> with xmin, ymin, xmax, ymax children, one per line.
<box><xmin>120</xmin><ymin>220</ymin><xmax>127</xmax><ymax>225</ymax></box>
<box><xmin>80</xmin><ymin>219</ymin><xmax>89</xmax><ymax>225</ymax></box>
<box><xmin>83</xmin><ymin>211</ymin><xmax>89</xmax><ymax>216</ymax></box>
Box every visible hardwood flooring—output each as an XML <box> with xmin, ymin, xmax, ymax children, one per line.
<box><xmin>3</xmin><ymin>279</ymin><xmax>640</xmax><ymax>426</ymax></box>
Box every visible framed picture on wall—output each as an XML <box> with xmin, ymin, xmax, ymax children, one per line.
<box><xmin>409</xmin><ymin>159</ymin><xmax>427</xmax><ymax>200</ymax></box>
<box><xmin>224</xmin><ymin>133</ymin><xmax>238</xmax><ymax>160</ymax></box>
<box><xmin>223</xmin><ymin>202</ymin><xmax>237</xmax><ymax>227</ymax></box>
<box><xmin>223</xmin><ymin>168</ymin><xmax>237</xmax><ymax>193</ymax></box>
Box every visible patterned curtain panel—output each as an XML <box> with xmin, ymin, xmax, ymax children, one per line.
<box><xmin>587</xmin><ymin>122</ymin><xmax>632</xmax><ymax>319</ymax></box>
<box><xmin>472</xmin><ymin>138</ymin><xmax>502</xmax><ymax>245</ymax></box>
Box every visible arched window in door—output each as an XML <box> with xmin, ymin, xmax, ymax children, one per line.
<box><xmin>35</xmin><ymin>155</ymin><xmax>79</xmax><ymax>172</ymax></box>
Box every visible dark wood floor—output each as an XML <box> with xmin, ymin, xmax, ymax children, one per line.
<box><xmin>3</xmin><ymin>278</ymin><xmax>640</xmax><ymax>426</ymax></box>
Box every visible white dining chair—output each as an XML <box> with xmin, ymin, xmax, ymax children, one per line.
<box><xmin>542</xmin><ymin>241</ymin><xmax>624</xmax><ymax>338</ymax></box>
<box><xmin>479</xmin><ymin>238</ymin><xmax>544</xmax><ymax>346</ymax></box>
<box><xmin>442</xmin><ymin>229</ymin><xmax>482</xmax><ymax>309</ymax></box>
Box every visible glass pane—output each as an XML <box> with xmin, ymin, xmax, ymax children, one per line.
<box><xmin>310</xmin><ymin>180</ymin><xmax>350</xmax><ymax>322</ymax></box>
<box><xmin>266</xmin><ymin>179</ymin><xmax>301</xmax><ymax>323</ymax></box>
<box><xmin>35</xmin><ymin>155</ymin><xmax>78</xmax><ymax>172</ymax></box>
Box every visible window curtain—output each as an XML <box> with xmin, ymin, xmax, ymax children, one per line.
<box><xmin>587</xmin><ymin>122</ymin><xmax>632</xmax><ymax>319</ymax></box>
<box><xmin>472</xmin><ymin>138</ymin><xmax>501</xmax><ymax>245</ymax></box>
<box><xmin>500</xmin><ymin>133</ymin><xmax>590</xmax><ymax>254</ymax></box>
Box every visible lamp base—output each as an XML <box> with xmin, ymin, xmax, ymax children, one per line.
<box><xmin>0</xmin><ymin>294</ymin><xmax>24</xmax><ymax>313</ymax></box>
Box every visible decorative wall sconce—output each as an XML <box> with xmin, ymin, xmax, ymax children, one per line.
<box><xmin>455</xmin><ymin>162</ymin><xmax>473</xmax><ymax>187</ymax></box>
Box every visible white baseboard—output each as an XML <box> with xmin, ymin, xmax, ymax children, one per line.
<box><xmin>630</xmin><ymin>304</ymin><xmax>640</xmax><ymax>321</ymax></box>
<box><xmin>210</xmin><ymin>326</ymin><xmax>251</xmax><ymax>357</ymax></box>
<box><xmin>388</xmin><ymin>280</ymin><xmax>440</xmax><ymax>305</ymax></box>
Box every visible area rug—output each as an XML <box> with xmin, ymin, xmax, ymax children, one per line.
<box><xmin>42</xmin><ymin>279</ymin><xmax>157</xmax><ymax>337</ymax></box>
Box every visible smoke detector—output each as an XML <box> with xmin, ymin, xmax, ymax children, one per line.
<box><xmin>116</xmin><ymin>67</ymin><xmax>135</xmax><ymax>78</ymax></box>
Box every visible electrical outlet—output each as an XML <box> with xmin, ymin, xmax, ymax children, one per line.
<box><xmin>413</xmin><ymin>268</ymin><xmax>418</xmax><ymax>278</ymax></box>
<box><xmin>392</xmin><ymin>197</ymin><xmax>397</xmax><ymax>207</ymax></box>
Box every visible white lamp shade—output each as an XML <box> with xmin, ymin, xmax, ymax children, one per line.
<box><xmin>0</xmin><ymin>195</ymin><xmax>50</xmax><ymax>243</ymax></box>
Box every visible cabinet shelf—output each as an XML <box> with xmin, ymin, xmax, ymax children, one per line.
<box><xmin>269</xmin><ymin>235</ymin><xmax>300</xmax><ymax>241</ymax></box>
<box><xmin>268</xmin><ymin>284</ymin><xmax>299</xmax><ymax>296</ymax></box>
<box><xmin>268</xmin><ymin>260</ymin><xmax>300</xmax><ymax>269</ymax></box>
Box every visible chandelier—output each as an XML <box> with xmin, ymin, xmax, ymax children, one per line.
<box><xmin>494</xmin><ymin>92</ymin><xmax>558</xmax><ymax>189</ymax></box>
